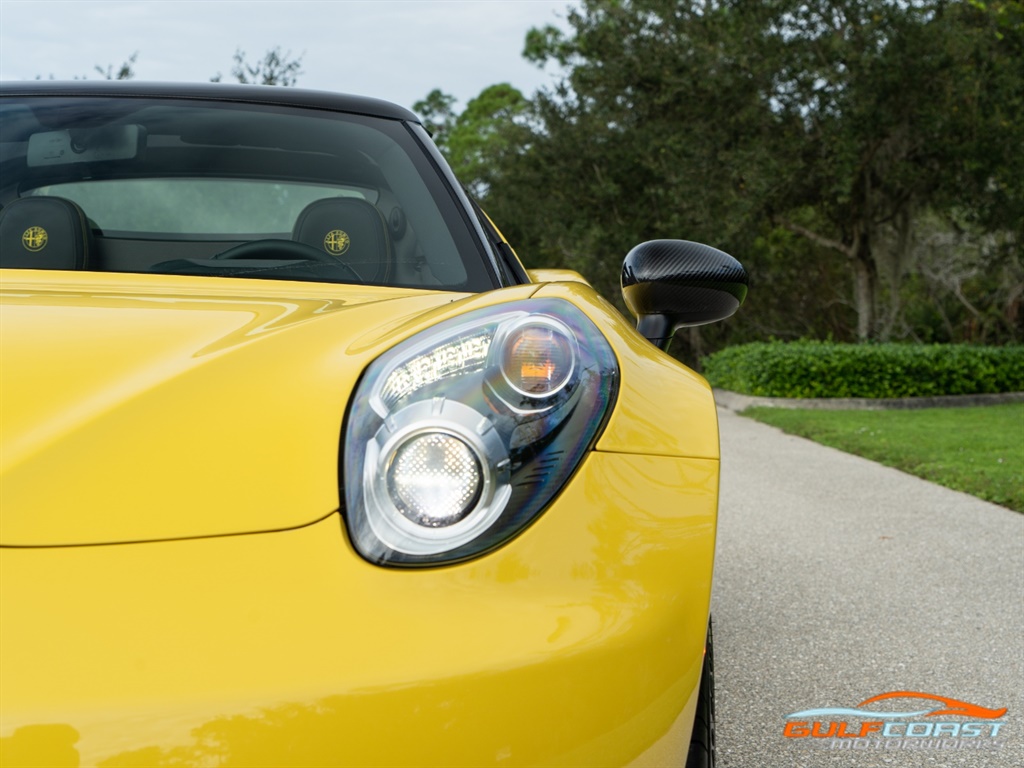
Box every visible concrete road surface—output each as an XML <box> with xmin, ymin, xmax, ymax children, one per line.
<box><xmin>712</xmin><ymin>407</ymin><xmax>1024</xmax><ymax>767</ymax></box>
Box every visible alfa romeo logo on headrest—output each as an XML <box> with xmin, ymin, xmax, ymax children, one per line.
<box><xmin>22</xmin><ymin>226</ymin><xmax>48</xmax><ymax>252</ymax></box>
<box><xmin>324</xmin><ymin>229</ymin><xmax>350</xmax><ymax>255</ymax></box>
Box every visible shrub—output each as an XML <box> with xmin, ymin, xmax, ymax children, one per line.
<box><xmin>701</xmin><ymin>342</ymin><xmax>1024</xmax><ymax>398</ymax></box>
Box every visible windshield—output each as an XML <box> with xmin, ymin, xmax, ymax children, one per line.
<box><xmin>0</xmin><ymin>95</ymin><xmax>495</xmax><ymax>291</ymax></box>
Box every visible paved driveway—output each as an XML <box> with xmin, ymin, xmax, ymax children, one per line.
<box><xmin>712</xmin><ymin>407</ymin><xmax>1024</xmax><ymax>767</ymax></box>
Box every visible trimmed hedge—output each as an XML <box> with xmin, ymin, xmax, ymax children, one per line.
<box><xmin>702</xmin><ymin>341</ymin><xmax>1024</xmax><ymax>399</ymax></box>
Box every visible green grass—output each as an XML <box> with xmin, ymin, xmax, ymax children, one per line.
<box><xmin>742</xmin><ymin>404</ymin><xmax>1024</xmax><ymax>512</ymax></box>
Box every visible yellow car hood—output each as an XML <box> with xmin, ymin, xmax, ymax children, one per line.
<box><xmin>0</xmin><ymin>271</ymin><xmax>538</xmax><ymax>546</ymax></box>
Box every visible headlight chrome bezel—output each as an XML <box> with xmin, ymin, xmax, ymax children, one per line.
<box><xmin>365</xmin><ymin>397</ymin><xmax>512</xmax><ymax>555</ymax></box>
<box><xmin>343</xmin><ymin>298</ymin><xmax>618</xmax><ymax>567</ymax></box>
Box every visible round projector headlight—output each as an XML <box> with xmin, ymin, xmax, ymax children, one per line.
<box><xmin>387</xmin><ymin>432</ymin><xmax>482</xmax><ymax>527</ymax></box>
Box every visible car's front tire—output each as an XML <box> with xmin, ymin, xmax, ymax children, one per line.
<box><xmin>685</xmin><ymin>618</ymin><xmax>716</xmax><ymax>768</ymax></box>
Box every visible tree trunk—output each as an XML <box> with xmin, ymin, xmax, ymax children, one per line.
<box><xmin>878</xmin><ymin>206</ymin><xmax>914</xmax><ymax>341</ymax></box>
<box><xmin>852</xmin><ymin>243</ymin><xmax>877</xmax><ymax>342</ymax></box>
<box><xmin>778</xmin><ymin>218</ymin><xmax>878</xmax><ymax>340</ymax></box>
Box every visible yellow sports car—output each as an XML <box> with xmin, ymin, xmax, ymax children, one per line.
<box><xmin>0</xmin><ymin>82</ymin><xmax>747</xmax><ymax>767</ymax></box>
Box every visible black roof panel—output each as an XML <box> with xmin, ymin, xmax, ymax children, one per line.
<box><xmin>0</xmin><ymin>80</ymin><xmax>421</xmax><ymax>123</ymax></box>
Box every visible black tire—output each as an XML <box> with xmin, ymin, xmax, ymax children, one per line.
<box><xmin>685</xmin><ymin>618</ymin><xmax>716</xmax><ymax>768</ymax></box>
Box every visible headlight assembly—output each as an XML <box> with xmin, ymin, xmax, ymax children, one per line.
<box><xmin>343</xmin><ymin>298</ymin><xmax>619</xmax><ymax>566</ymax></box>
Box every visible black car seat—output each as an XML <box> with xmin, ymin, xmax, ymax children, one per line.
<box><xmin>0</xmin><ymin>197</ymin><xmax>93</xmax><ymax>270</ymax></box>
<box><xmin>292</xmin><ymin>197</ymin><xmax>391</xmax><ymax>282</ymax></box>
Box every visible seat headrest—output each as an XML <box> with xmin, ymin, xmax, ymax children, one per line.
<box><xmin>292</xmin><ymin>197</ymin><xmax>390</xmax><ymax>282</ymax></box>
<box><xmin>0</xmin><ymin>197</ymin><xmax>93</xmax><ymax>270</ymax></box>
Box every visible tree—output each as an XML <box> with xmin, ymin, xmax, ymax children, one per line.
<box><xmin>485</xmin><ymin>0</ymin><xmax>1021</xmax><ymax>351</ymax></box>
<box><xmin>38</xmin><ymin>52</ymin><xmax>138</xmax><ymax>81</ymax></box>
<box><xmin>94</xmin><ymin>52</ymin><xmax>138</xmax><ymax>81</ymax></box>
<box><xmin>767</xmin><ymin>0</ymin><xmax>1023</xmax><ymax>340</ymax></box>
<box><xmin>450</xmin><ymin>85</ymin><xmax>531</xmax><ymax>197</ymax></box>
<box><xmin>414</xmin><ymin>85</ymin><xmax>531</xmax><ymax>198</ymax></box>
<box><xmin>413</xmin><ymin>89</ymin><xmax>458</xmax><ymax>149</ymax></box>
<box><xmin>489</xmin><ymin>1</ymin><xmax>783</xmax><ymax>331</ymax></box>
<box><xmin>211</xmin><ymin>47</ymin><xmax>304</xmax><ymax>86</ymax></box>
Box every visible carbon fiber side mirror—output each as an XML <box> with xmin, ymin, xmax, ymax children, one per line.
<box><xmin>621</xmin><ymin>240</ymin><xmax>748</xmax><ymax>350</ymax></box>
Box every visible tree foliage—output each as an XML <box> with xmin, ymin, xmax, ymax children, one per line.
<box><xmin>765</xmin><ymin>1</ymin><xmax>1022</xmax><ymax>340</ymax></box>
<box><xmin>210</xmin><ymin>47</ymin><xmax>304</xmax><ymax>86</ymax></box>
<box><xmin>413</xmin><ymin>89</ymin><xmax>458</xmax><ymax>148</ymax></box>
<box><xmin>76</xmin><ymin>47</ymin><xmax>304</xmax><ymax>87</ymax></box>
<box><xmin>415</xmin><ymin>85</ymin><xmax>531</xmax><ymax>197</ymax></box>
<box><xmin>94</xmin><ymin>52</ymin><xmax>138</xmax><ymax>81</ymax></box>
<box><xmin>426</xmin><ymin>0</ymin><xmax>1021</xmax><ymax>357</ymax></box>
<box><xmin>490</xmin><ymin>0</ymin><xmax>813</xmax><ymax>357</ymax></box>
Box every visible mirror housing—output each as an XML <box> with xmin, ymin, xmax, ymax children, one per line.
<box><xmin>621</xmin><ymin>240</ymin><xmax>748</xmax><ymax>350</ymax></box>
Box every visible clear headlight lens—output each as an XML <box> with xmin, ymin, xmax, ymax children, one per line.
<box><xmin>387</xmin><ymin>432</ymin><xmax>482</xmax><ymax>527</ymax></box>
<box><xmin>343</xmin><ymin>298</ymin><xmax>618</xmax><ymax>566</ymax></box>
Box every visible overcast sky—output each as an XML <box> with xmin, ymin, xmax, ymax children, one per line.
<box><xmin>0</xmin><ymin>0</ymin><xmax>578</xmax><ymax>112</ymax></box>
